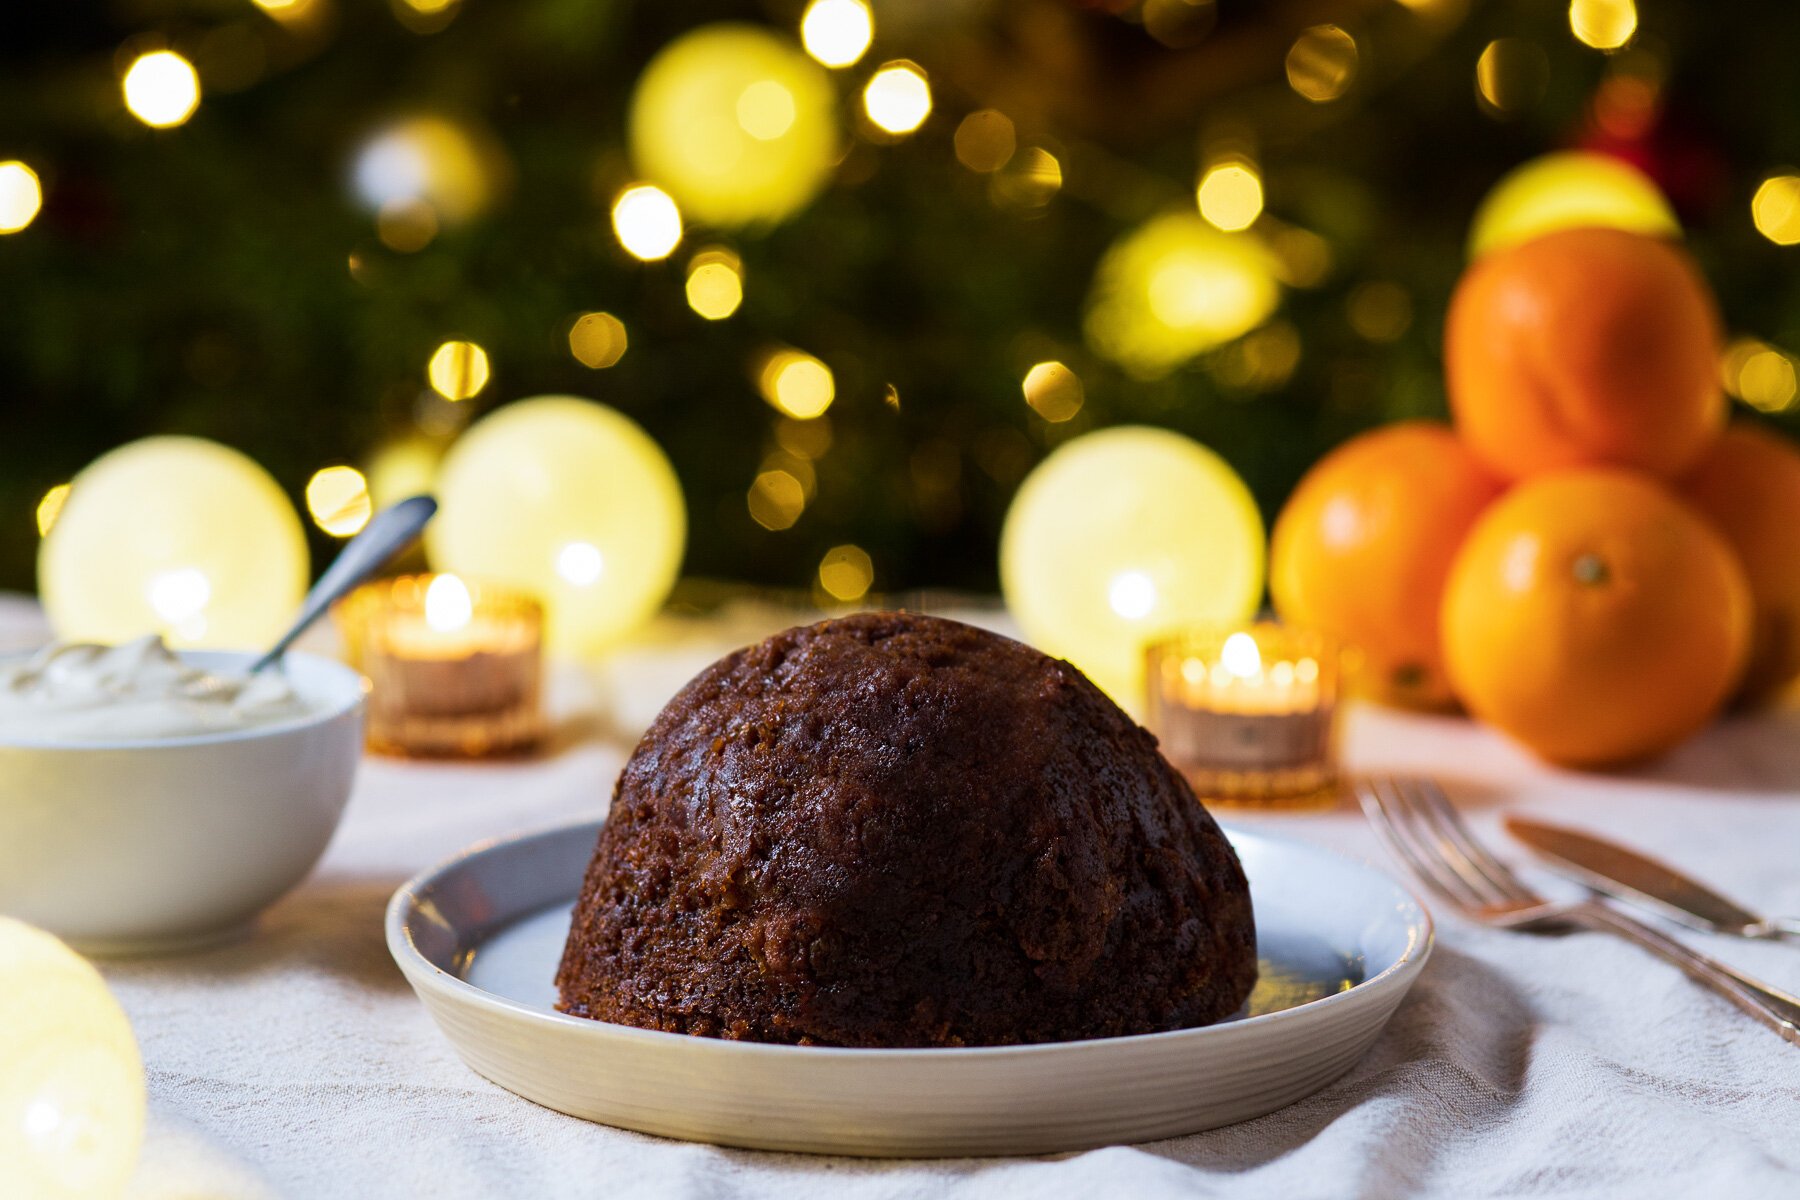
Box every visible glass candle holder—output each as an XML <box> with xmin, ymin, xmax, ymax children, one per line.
<box><xmin>334</xmin><ymin>573</ymin><xmax>544</xmax><ymax>759</ymax></box>
<box><xmin>1143</xmin><ymin>623</ymin><xmax>1340</xmax><ymax>810</ymax></box>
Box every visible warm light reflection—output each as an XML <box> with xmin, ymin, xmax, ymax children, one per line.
<box><xmin>1569</xmin><ymin>0</ymin><xmax>1636</xmax><ymax>51</ymax></box>
<box><xmin>0</xmin><ymin>162</ymin><xmax>43</xmax><ymax>234</ymax></box>
<box><xmin>1196</xmin><ymin>161</ymin><xmax>1263</xmax><ymax>232</ymax></box>
<box><xmin>1022</xmin><ymin>361</ymin><xmax>1085</xmax><ymax>423</ymax></box>
<box><xmin>954</xmin><ymin>110</ymin><xmax>1016</xmax><ymax>174</ymax></box>
<box><xmin>801</xmin><ymin>0</ymin><xmax>874</xmax><ymax>69</ymax></box>
<box><xmin>686</xmin><ymin>248</ymin><xmax>745</xmax><ymax>320</ymax></box>
<box><xmin>426</xmin><ymin>340</ymin><xmax>490</xmax><ymax>401</ymax></box>
<box><xmin>146</xmin><ymin>567</ymin><xmax>212</xmax><ymax>639</ymax></box>
<box><xmin>863</xmin><ymin>62</ymin><xmax>932</xmax><ymax>135</ymax></box>
<box><xmin>305</xmin><ymin>465</ymin><xmax>373</xmax><ymax>537</ymax></box>
<box><xmin>424</xmin><ymin>573</ymin><xmax>473</xmax><ymax>633</ymax></box>
<box><xmin>612</xmin><ymin>184</ymin><xmax>683</xmax><ymax>261</ymax></box>
<box><xmin>1285</xmin><ymin>25</ymin><xmax>1358</xmax><ymax>103</ymax></box>
<box><xmin>818</xmin><ymin>544</ymin><xmax>874</xmax><ymax>601</ymax></box>
<box><xmin>377</xmin><ymin>199</ymin><xmax>438</xmax><ymax>252</ymax></box>
<box><xmin>568</xmin><ymin>312</ymin><xmax>628</xmax><ymax>368</ymax></box>
<box><xmin>122</xmin><ymin>51</ymin><xmax>201</xmax><ymax>129</ymax></box>
<box><xmin>1221</xmin><ymin>631</ymin><xmax>1263</xmax><ymax>678</ymax></box>
<box><xmin>759</xmin><ymin>350</ymin><xmax>835</xmax><ymax>419</ymax></box>
<box><xmin>1752</xmin><ymin>175</ymin><xmax>1800</xmax><ymax>246</ymax></box>
<box><xmin>737</xmin><ymin>81</ymin><xmax>797</xmax><ymax>141</ymax></box>
<box><xmin>35</xmin><ymin>484</ymin><xmax>70</xmax><ymax>537</ymax></box>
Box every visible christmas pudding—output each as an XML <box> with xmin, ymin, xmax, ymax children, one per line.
<box><xmin>555</xmin><ymin>611</ymin><xmax>1257</xmax><ymax>1047</ymax></box>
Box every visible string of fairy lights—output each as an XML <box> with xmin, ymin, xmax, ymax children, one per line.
<box><xmin>8</xmin><ymin>0</ymin><xmax>1800</xmax><ymax>609</ymax></box>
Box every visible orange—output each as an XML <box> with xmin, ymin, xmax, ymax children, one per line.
<box><xmin>1445</xmin><ymin>227</ymin><xmax>1725</xmax><ymax>481</ymax></box>
<box><xmin>1680</xmin><ymin>423</ymin><xmax>1800</xmax><ymax>705</ymax></box>
<box><xmin>1271</xmin><ymin>421</ymin><xmax>1503</xmax><ymax>709</ymax></box>
<box><xmin>1441</xmin><ymin>469</ymin><xmax>1751</xmax><ymax>767</ymax></box>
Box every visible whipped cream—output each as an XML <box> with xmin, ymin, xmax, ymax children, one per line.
<box><xmin>0</xmin><ymin>636</ymin><xmax>313</xmax><ymax>743</ymax></box>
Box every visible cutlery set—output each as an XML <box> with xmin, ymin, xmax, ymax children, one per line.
<box><xmin>1357</xmin><ymin>775</ymin><xmax>1800</xmax><ymax>1046</ymax></box>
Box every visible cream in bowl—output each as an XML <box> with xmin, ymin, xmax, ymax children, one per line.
<box><xmin>0</xmin><ymin>638</ymin><xmax>365</xmax><ymax>955</ymax></box>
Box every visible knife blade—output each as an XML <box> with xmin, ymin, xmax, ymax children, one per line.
<box><xmin>1504</xmin><ymin>815</ymin><xmax>1782</xmax><ymax>938</ymax></box>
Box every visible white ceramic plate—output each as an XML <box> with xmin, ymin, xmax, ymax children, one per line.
<box><xmin>387</xmin><ymin>820</ymin><xmax>1431</xmax><ymax>1157</ymax></box>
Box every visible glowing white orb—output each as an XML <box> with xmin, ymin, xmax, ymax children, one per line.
<box><xmin>1001</xmin><ymin>426</ymin><xmax>1265</xmax><ymax>704</ymax></box>
<box><xmin>39</xmin><ymin>437</ymin><xmax>308</xmax><ymax>649</ymax></box>
<box><xmin>629</xmin><ymin>24</ymin><xmax>838</xmax><ymax>227</ymax></box>
<box><xmin>0</xmin><ymin>918</ymin><xmax>144</xmax><ymax>1200</ymax></box>
<box><xmin>428</xmin><ymin>397</ymin><xmax>686</xmax><ymax>654</ymax></box>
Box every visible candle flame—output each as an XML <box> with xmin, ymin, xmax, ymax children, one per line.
<box><xmin>425</xmin><ymin>574</ymin><xmax>474</xmax><ymax>633</ymax></box>
<box><xmin>1220</xmin><ymin>631</ymin><xmax>1262</xmax><ymax>679</ymax></box>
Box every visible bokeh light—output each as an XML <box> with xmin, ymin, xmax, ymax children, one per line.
<box><xmin>955</xmin><ymin>110</ymin><xmax>1016</xmax><ymax>173</ymax></box>
<box><xmin>612</xmin><ymin>184</ymin><xmax>683</xmax><ymax>261</ymax></box>
<box><xmin>801</xmin><ymin>0</ymin><xmax>874</xmax><ymax>69</ymax></box>
<box><xmin>1721</xmin><ymin>338</ymin><xmax>1799</xmax><ymax>413</ymax></box>
<box><xmin>1022</xmin><ymin>361</ymin><xmax>1085</xmax><ymax>423</ymax></box>
<box><xmin>758</xmin><ymin>349</ymin><xmax>835</xmax><ymax>419</ymax></box>
<box><xmin>1751</xmin><ymin>175</ymin><xmax>1800</xmax><ymax>246</ymax></box>
<box><xmin>427</xmin><ymin>339</ymin><xmax>490</xmax><ymax>401</ymax></box>
<box><xmin>1346</xmin><ymin>281</ymin><xmax>1413</xmax><ymax>342</ymax></box>
<box><xmin>1196</xmin><ymin>161</ymin><xmax>1263</xmax><ymax>232</ymax></box>
<box><xmin>1142</xmin><ymin>0</ymin><xmax>1217</xmax><ymax>48</ymax></box>
<box><xmin>1085</xmin><ymin>212</ymin><xmax>1281</xmax><ymax>378</ymax></box>
<box><xmin>1000</xmin><ymin>426</ymin><xmax>1265</xmax><ymax>703</ymax></box>
<box><xmin>863</xmin><ymin>62</ymin><xmax>932</xmax><ymax>136</ymax></box>
<box><xmin>1468</xmin><ymin>150</ymin><xmax>1678</xmax><ymax>257</ymax></box>
<box><xmin>818</xmin><ymin>544</ymin><xmax>873</xmax><ymax>601</ymax></box>
<box><xmin>1569</xmin><ymin>0</ymin><xmax>1637</xmax><ymax>51</ymax></box>
<box><xmin>122</xmin><ymin>50</ymin><xmax>201</xmax><ymax>129</ymax></box>
<box><xmin>1475</xmin><ymin>38</ymin><xmax>1549</xmax><ymax>117</ymax></box>
<box><xmin>427</xmin><ymin>397</ymin><xmax>686</xmax><ymax>653</ymax></box>
<box><xmin>1285</xmin><ymin>25</ymin><xmax>1358</xmax><ymax>103</ymax></box>
<box><xmin>0</xmin><ymin>162</ymin><xmax>43</xmax><ymax>234</ymax></box>
<box><xmin>686</xmin><ymin>248</ymin><xmax>745</xmax><ymax>320</ymax></box>
<box><xmin>39</xmin><ymin>437</ymin><xmax>309</xmax><ymax>648</ymax></box>
<box><xmin>748</xmin><ymin>469</ymin><xmax>807</xmax><ymax>530</ymax></box>
<box><xmin>34</xmin><ymin>484</ymin><xmax>70</xmax><ymax>537</ymax></box>
<box><xmin>568</xmin><ymin>312</ymin><xmax>629</xmax><ymax>368</ymax></box>
<box><xmin>305</xmin><ymin>465</ymin><xmax>373</xmax><ymax>537</ymax></box>
<box><xmin>0</xmin><ymin>919</ymin><xmax>145</xmax><ymax>1200</ymax></box>
<box><xmin>351</xmin><ymin>115</ymin><xmax>497</xmax><ymax>227</ymax></box>
<box><xmin>363</xmin><ymin>436</ymin><xmax>445</xmax><ymax>509</ymax></box>
<box><xmin>629</xmin><ymin>25</ymin><xmax>838</xmax><ymax>227</ymax></box>
<box><xmin>990</xmin><ymin>147</ymin><xmax>1062</xmax><ymax>208</ymax></box>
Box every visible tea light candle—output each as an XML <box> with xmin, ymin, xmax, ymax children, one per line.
<box><xmin>336</xmin><ymin>574</ymin><xmax>543</xmax><ymax>758</ymax></box>
<box><xmin>1144</xmin><ymin>623</ymin><xmax>1340</xmax><ymax>809</ymax></box>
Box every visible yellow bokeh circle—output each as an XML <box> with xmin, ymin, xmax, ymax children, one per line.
<box><xmin>1000</xmin><ymin>426</ymin><xmax>1265</xmax><ymax>704</ymax></box>
<box><xmin>39</xmin><ymin>437</ymin><xmax>309</xmax><ymax>649</ymax></box>
<box><xmin>1467</xmin><ymin>150</ymin><xmax>1678</xmax><ymax>258</ymax></box>
<box><xmin>629</xmin><ymin>24</ymin><xmax>838</xmax><ymax>228</ymax></box>
<box><xmin>428</xmin><ymin>397</ymin><xmax>686</xmax><ymax>654</ymax></box>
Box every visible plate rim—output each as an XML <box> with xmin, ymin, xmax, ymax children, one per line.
<box><xmin>385</xmin><ymin>817</ymin><xmax>1434</xmax><ymax>1061</ymax></box>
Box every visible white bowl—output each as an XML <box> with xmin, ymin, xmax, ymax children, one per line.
<box><xmin>389</xmin><ymin>820</ymin><xmax>1432</xmax><ymax>1156</ymax></box>
<box><xmin>0</xmin><ymin>650</ymin><xmax>365</xmax><ymax>955</ymax></box>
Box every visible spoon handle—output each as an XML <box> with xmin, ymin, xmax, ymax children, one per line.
<box><xmin>247</xmin><ymin>494</ymin><xmax>438</xmax><ymax>675</ymax></box>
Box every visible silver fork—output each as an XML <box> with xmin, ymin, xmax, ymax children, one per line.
<box><xmin>1357</xmin><ymin>775</ymin><xmax>1800</xmax><ymax>1048</ymax></box>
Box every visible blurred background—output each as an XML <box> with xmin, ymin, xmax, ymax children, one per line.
<box><xmin>6</xmin><ymin>0</ymin><xmax>1800</xmax><ymax>600</ymax></box>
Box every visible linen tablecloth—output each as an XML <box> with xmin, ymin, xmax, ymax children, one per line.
<box><xmin>7</xmin><ymin>595</ymin><xmax>1800</xmax><ymax>1199</ymax></box>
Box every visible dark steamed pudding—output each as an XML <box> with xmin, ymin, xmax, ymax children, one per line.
<box><xmin>555</xmin><ymin>611</ymin><xmax>1257</xmax><ymax>1047</ymax></box>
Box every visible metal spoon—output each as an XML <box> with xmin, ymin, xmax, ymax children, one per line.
<box><xmin>191</xmin><ymin>494</ymin><xmax>437</xmax><ymax>697</ymax></box>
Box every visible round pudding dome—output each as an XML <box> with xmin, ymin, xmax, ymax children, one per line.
<box><xmin>556</xmin><ymin>611</ymin><xmax>1256</xmax><ymax>1047</ymax></box>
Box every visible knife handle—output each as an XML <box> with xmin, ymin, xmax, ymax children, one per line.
<box><xmin>1572</xmin><ymin>901</ymin><xmax>1800</xmax><ymax>1047</ymax></box>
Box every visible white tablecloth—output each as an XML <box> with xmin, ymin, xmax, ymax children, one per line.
<box><xmin>7</xmin><ymin>596</ymin><xmax>1800</xmax><ymax>1199</ymax></box>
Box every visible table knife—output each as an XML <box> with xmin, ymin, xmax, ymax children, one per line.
<box><xmin>1504</xmin><ymin>815</ymin><xmax>1800</xmax><ymax>940</ymax></box>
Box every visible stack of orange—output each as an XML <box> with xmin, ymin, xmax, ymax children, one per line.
<box><xmin>1272</xmin><ymin>225</ymin><xmax>1800</xmax><ymax>768</ymax></box>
